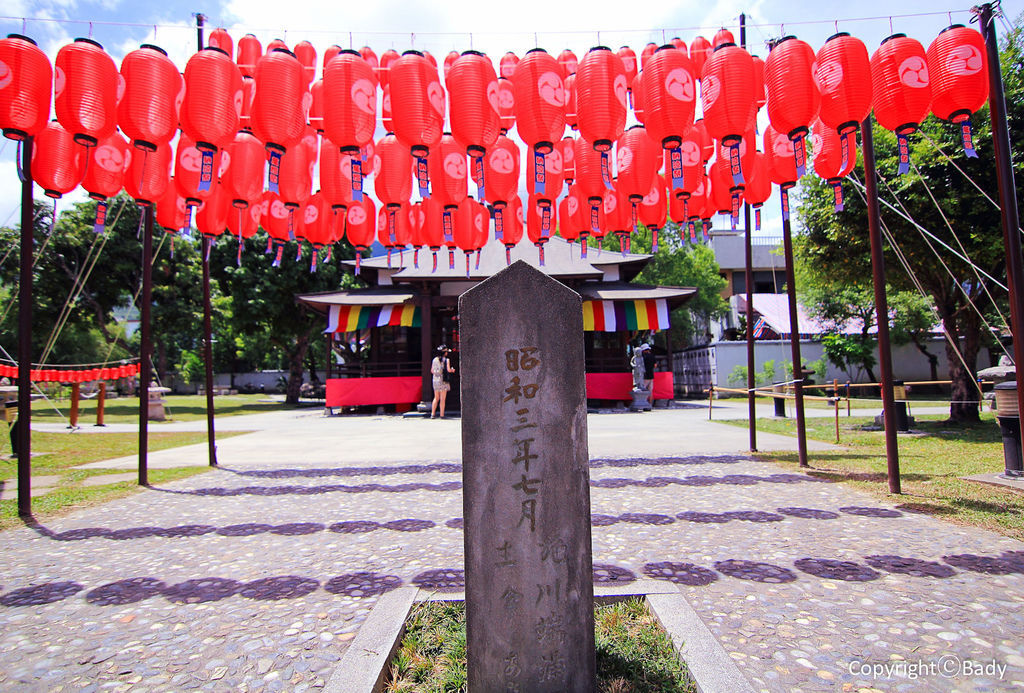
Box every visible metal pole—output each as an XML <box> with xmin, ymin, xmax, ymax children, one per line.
<box><xmin>202</xmin><ymin>236</ymin><xmax>217</xmax><ymax>466</ymax></box>
<box><xmin>96</xmin><ymin>380</ymin><xmax>106</xmax><ymax>426</ymax></box>
<box><xmin>860</xmin><ymin>116</ymin><xmax>901</xmax><ymax>493</ymax></box>
<box><xmin>195</xmin><ymin>13</ymin><xmax>205</xmax><ymax>51</ymax></box>
<box><xmin>979</xmin><ymin>3</ymin><xmax>1024</xmax><ymax>464</ymax></box>
<box><xmin>17</xmin><ymin>136</ymin><xmax>33</xmax><ymax>517</ymax></box>
<box><xmin>740</xmin><ymin>11</ymin><xmax>757</xmax><ymax>452</ymax></box>
<box><xmin>139</xmin><ymin>204</ymin><xmax>153</xmax><ymax>486</ymax></box>
<box><xmin>780</xmin><ymin>194</ymin><xmax>809</xmax><ymax>467</ymax></box>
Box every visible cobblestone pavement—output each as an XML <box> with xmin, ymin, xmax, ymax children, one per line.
<box><xmin>1</xmin><ymin>411</ymin><xmax>1022</xmax><ymax>692</ymax></box>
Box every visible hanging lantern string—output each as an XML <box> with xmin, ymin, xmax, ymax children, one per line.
<box><xmin>2</xmin><ymin>8</ymin><xmax>976</xmax><ymax>44</ymax></box>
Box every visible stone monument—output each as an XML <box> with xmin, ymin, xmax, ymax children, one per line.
<box><xmin>459</xmin><ymin>261</ymin><xmax>596</xmax><ymax>692</ymax></box>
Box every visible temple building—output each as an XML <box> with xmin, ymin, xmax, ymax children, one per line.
<box><xmin>297</xmin><ymin>235</ymin><xmax>695</xmax><ymax>413</ymax></box>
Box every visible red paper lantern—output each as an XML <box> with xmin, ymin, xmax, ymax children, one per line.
<box><xmin>631</xmin><ymin>73</ymin><xmax>645</xmax><ymax>125</ymax></box>
<box><xmin>815</xmin><ymin>33</ymin><xmax>873</xmax><ymax>137</ymax></box>
<box><xmin>175</xmin><ymin>131</ymin><xmax>221</xmax><ymax>207</ymax></box>
<box><xmin>124</xmin><ymin>140</ymin><xmax>172</xmax><ymax>206</ymax></box>
<box><xmin>309</xmin><ymin>78</ymin><xmax>323</xmax><ymax>132</ymax></box>
<box><xmin>0</xmin><ymin>34</ymin><xmax>52</xmax><ymax>140</ymax></box>
<box><xmin>639</xmin><ymin>44</ymin><xmax>697</xmax><ymax>199</ymax></box>
<box><xmin>495</xmin><ymin>76</ymin><xmax>515</xmax><ymax>132</ymax></box>
<box><xmin>709</xmin><ymin>153</ymin><xmax>744</xmax><ymax>226</ymax></box>
<box><xmin>692</xmin><ymin>119</ymin><xmax>714</xmax><ymax>162</ymax></box>
<box><xmin>298</xmin><ymin>191</ymin><xmax>330</xmax><ymax>250</ymax></box>
<box><xmin>513</xmin><ymin>49</ymin><xmax>566</xmax><ymax>200</ymax></box>
<box><xmin>319</xmin><ymin>136</ymin><xmax>355</xmax><ymax>211</ymax></box>
<box><xmin>32</xmin><ymin>120</ymin><xmax>85</xmax><ymax>198</ymax></box>
<box><xmin>499</xmin><ymin>52</ymin><xmax>519</xmax><ymax>79</ymax></box>
<box><xmin>82</xmin><ymin>129</ymin><xmax>130</xmax><ymax>200</ymax></box>
<box><xmin>483</xmin><ymin>132</ymin><xmax>520</xmax><ymax>240</ymax></box>
<box><xmin>526</xmin><ymin>191</ymin><xmax>556</xmax><ymax>253</ymax></box>
<box><xmin>575</xmin><ymin>46</ymin><xmax>628</xmax><ymax>152</ymax></box>
<box><xmin>419</xmin><ymin>196</ymin><xmax>445</xmax><ymax>250</ymax></box>
<box><xmin>558</xmin><ymin>49</ymin><xmax>579</xmax><ymax>75</ymax></box>
<box><xmin>617</xmin><ymin>125</ymin><xmax>660</xmax><ymax>229</ymax></box>
<box><xmin>182</xmin><ymin>46</ymin><xmax>243</xmax><ymax>166</ymax></box>
<box><xmin>293</xmin><ymin>40</ymin><xmax>317</xmax><ymax>86</ymax></box>
<box><xmin>208</xmin><ymin>27</ymin><xmax>233</xmax><ymax>59</ymax></box>
<box><xmin>637</xmin><ymin>174</ymin><xmax>668</xmax><ymax>247</ymax></box>
<box><xmin>237</xmin><ymin>34</ymin><xmax>261</xmax><ymax>78</ymax></box>
<box><xmin>196</xmin><ymin>179</ymin><xmax>230</xmax><ymax>237</ymax></box>
<box><xmin>374</xmin><ymin>133</ymin><xmax>413</xmax><ymax>209</ymax></box>
<box><xmin>54</xmin><ymin>38</ymin><xmax>120</xmax><ymax>147</ymax></box>
<box><xmin>713</xmin><ymin>28</ymin><xmax>735</xmax><ymax>49</ymax></box>
<box><xmin>871</xmin><ymin>34</ymin><xmax>932</xmax><ymax>173</ymax></box>
<box><xmin>559</xmin><ymin>184</ymin><xmax>585</xmax><ymax>243</ymax></box>
<box><xmin>763</xmin><ymin>124</ymin><xmax>799</xmax><ymax>187</ymax></box>
<box><xmin>227</xmin><ymin>196</ymin><xmax>262</xmax><ymax>239</ymax></box>
<box><xmin>322</xmin><ymin>49</ymin><xmax>377</xmax><ymax>202</ymax></box>
<box><xmin>454</xmin><ymin>196</ymin><xmax>488</xmax><ymax>273</ymax></box>
<box><xmin>751</xmin><ymin>54</ymin><xmax>766</xmax><ymax>110</ymax></box>
<box><xmin>701</xmin><ymin>44</ymin><xmax>756</xmax><ymax>185</ymax></box>
<box><xmin>321</xmin><ymin>50</ymin><xmax>378</xmax><ymax>155</ymax></box>
<box><xmin>446</xmin><ymin>50</ymin><xmax>501</xmax><ymax>174</ymax></box>
<box><xmin>251</xmin><ymin>48</ymin><xmax>309</xmax><ymax>191</ymax></box>
<box><xmin>617</xmin><ymin>46</ymin><xmax>638</xmax><ymax>87</ymax></box>
<box><xmin>602</xmin><ymin>185</ymin><xmax>632</xmax><ymax>251</ymax></box>
<box><xmin>527</xmin><ymin>142</ymin><xmax>565</xmax><ymax>196</ymax></box>
<box><xmin>389</xmin><ymin>50</ymin><xmax>445</xmax><ymax>195</ymax></box>
<box><xmin>443</xmin><ymin>50</ymin><xmax>460</xmax><ymax>79</ymax></box>
<box><xmin>560</xmin><ymin>135</ymin><xmax>576</xmax><ymax>184</ymax></box>
<box><xmin>928</xmin><ymin>25</ymin><xmax>988</xmax><ymax>157</ymax></box>
<box><xmin>669</xmin><ymin>126</ymin><xmax>706</xmax><ymax>199</ymax></box>
<box><xmin>118</xmin><ymin>44</ymin><xmax>183</xmax><ymax>152</ymax></box>
<box><xmin>812</xmin><ymin>119</ymin><xmax>857</xmax><ymax>211</ymax></box>
<box><xmin>323</xmin><ymin>45</ymin><xmax>343</xmax><ymax>69</ymax></box>
<box><xmin>744</xmin><ymin>151</ymin><xmax>772</xmax><ymax>229</ymax></box>
<box><xmin>689</xmin><ymin>36</ymin><xmax>712</xmax><ymax>76</ymax></box>
<box><xmin>224</xmin><ymin>129</ymin><xmax>266</xmax><ymax>209</ymax></box>
<box><xmin>346</xmin><ymin>196</ymin><xmax>376</xmax><ymax>257</ymax></box>
<box><xmin>502</xmin><ymin>193</ymin><xmax>525</xmax><ymax>251</ymax></box>
<box><xmin>564</xmin><ymin>73</ymin><xmax>578</xmax><ymax>129</ymax></box>
<box><xmin>640</xmin><ymin>42</ymin><xmax>658</xmax><ymax>71</ymax></box>
<box><xmin>155</xmin><ymin>178</ymin><xmax>186</xmax><ymax>231</ymax></box>
<box><xmin>428</xmin><ymin>133</ymin><xmax>468</xmax><ymax>215</ymax></box>
<box><xmin>266</xmin><ymin>39</ymin><xmax>289</xmax><ymax>54</ymax></box>
<box><xmin>764</xmin><ymin>36</ymin><xmax>819</xmax><ymax>178</ymax></box>
<box><xmin>377</xmin><ymin>49</ymin><xmax>400</xmax><ymax>87</ymax></box>
<box><xmin>670</xmin><ymin>37</ymin><xmax>687</xmax><ymax>51</ymax></box>
<box><xmin>277</xmin><ymin>137</ymin><xmax>312</xmax><ymax>211</ymax></box>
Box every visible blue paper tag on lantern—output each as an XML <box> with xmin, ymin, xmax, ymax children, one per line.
<box><xmin>729</xmin><ymin>142</ymin><xmax>744</xmax><ymax>185</ymax></box>
<box><xmin>781</xmin><ymin>189</ymin><xmax>791</xmax><ymax>221</ymax></box>
<box><xmin>472</xmin><ymin>156</ymin><xmax>486</xmax><ymax>200</ymax></box>
<box><xmin>94</xmin><ymin>200</ymin><xmax>107</xmax><ymax>234</ymax></box>
<box><xmin>267</xmin><ymin>150</ymin><xmax>282</xmax><ymax>193</ymax></box>
<box><xmin>351</xmin><ymin>159</ymin><xmax>364</xmax><ymax>202</ymax></box>
<box><xmin>960</xmin><ymin>121</ymin><xmax>978</xmax><ymax>159</ymax></box>
<box><xmin>198</xmin><ymin>150</ymin><xmax>214</xmax><ymax>192</ymax></box>
<box><xmin>897</xmin><ymin>133</ymin><xmax>911</xmax><ymax>174</ymax></box>
<box><xmin>600</xmin><ymin>151</ymin><xmax>614</xmax><ymax>190</ymax></box>
<box><xmin>415</xmin><ymin>156</ymin><xmax>430</xmax><ymax>198</ymax></box>
<box><xmin>793</xmin><ymin>135</ymin><xmax>807</xmax><ymax>178</ymax></box>
<box><xmin>533</xmin><ymin>150</ymin><xmax>546</xmax><ymax>196</ymax></box>
<box><xmin>669</xmin><ymin>148</ymin><xmax>685</xmax><ymax>191</ymax></box>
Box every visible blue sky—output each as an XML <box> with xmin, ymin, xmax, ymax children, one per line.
<box><xmin>2</xmin><ymin>0</ymin><xmax>1022</xmax><ymax>232</ymax></box>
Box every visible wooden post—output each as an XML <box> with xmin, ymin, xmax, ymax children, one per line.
<box><xmin>708</xmin><ymin>385</ymin><xmax>714</xmax><ymax>420</ymax></box>
<box><xmin>741</xmin><ymin>11</ymin><xmax>757</xmax><ymax>453</ymax></box>
<box><xmin>847</xmin><ymin>381</ymin><xmax>852</xmax><ymax>417</ymax></box>
<box><xmin>138</xmin><ymin>204</ymin><xmax>153</xmax><ymax>487</ymax></box>
<box><xmin>202</xmin><ymin>235</ymin><xmax>217</xmax><ymax>466</ymax></box>
<box><xmin>781</xmin><ymin>193</ymin><xmax>809</xmax><ymax>468</ymax></box>
<box><xmin>96</xmin><ymin>381</ymin><xmax>106</xmax><ymax>426</ymax></box>
<box><xmin>17</xmin><ymin>135</ymin><xmax>33</xmax><ymax>517</ymax></box>
<box><xmin>979</xmin><ymin>3</ymin><xmax>1024</xmax><ymax>465</ymax></box>
<box><xmin>860</xmin><ymin>115</ymin><xmax>901</xmax><ymax>494</ymax></box>
<box><xmin>69</xmin><ymin>382</ymin><xmax>80</xmax><ymax>428</ymax></box>
<box><xmin>834</xmin><ymin>395</ymin><xmax>840</xmax><ymax>444</ymax></box>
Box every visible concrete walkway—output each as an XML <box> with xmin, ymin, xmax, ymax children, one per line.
<box><xmin>0</xmin><ymin>405</ymin><xmax>1021</xmax><ymax>692</ymax></box>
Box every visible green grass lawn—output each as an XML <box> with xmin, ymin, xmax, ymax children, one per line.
<box><xmin>0</xmin><ymin>426</ymin><xmax>249</xmax><ymax>530</ymax></box>
<box><xmin>384</xmin><ymin>598</ymin><xmax>694</xmax><ymax>693</ymax></box>
<box><xmin>726</xmin><ymin>411</ymin><xmax>1024</xmax><ymax>541</ymax></box>
<box><xmin>26</xmin><ymin>392</ymin><xmax>290</xmax><ymax>425</ymax></box>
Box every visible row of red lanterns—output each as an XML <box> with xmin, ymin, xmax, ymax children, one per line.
<box><xmin>0</xmin><ymin>23</ymin><xmax>990</xmax><ymax>259</ymax></box>
<box><xmin>0</xmin><ymin>363</ymin><xmax>140</xmax><ymax>382</ymax></box>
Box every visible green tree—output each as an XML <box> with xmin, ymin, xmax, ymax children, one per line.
<box><xmin>209</xmin><ymin>235</ymin><xmax>356</xmax><ymax>404</ymax></box>
<box><xmin>603</xmin><ymin>221</ymin><xmax>729</xmax><ymax>347</ymax></box>
<box><xmin>795</xmin><ymin>14</ymin><xmax>1024</xmax><ymax>423</ymax></box>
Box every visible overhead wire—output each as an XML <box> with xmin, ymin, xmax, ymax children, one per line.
<box><xmin>847</xmin><ymin>173</ymin><xmax>989</xmax><ymax>395</ymax></box>
<box><xmin>906</xmin><ymin>156</ymin><xmax>1012</xmax><ymax>336</ymax></box>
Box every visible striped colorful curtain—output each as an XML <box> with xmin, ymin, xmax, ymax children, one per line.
<box><xmin>325</xmin><ymin>304</ymin><xmax>421</xmax><ymax>333</ymax></box>
<box><xmin>581</xmin><ymin>299</ymin><xmax>670</xmax><ymax>331</ymax></box>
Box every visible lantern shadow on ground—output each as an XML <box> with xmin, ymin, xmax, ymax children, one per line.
<box><xmin>863</xmin><ymin>555</ymin><xmax>957</xmax><ymax>578</ymax></box>
<box><xmin>219</xmin><ymin>462</ymin><xmax>462</xmax><ymax>479</ymax></box>
<box><xmin>153</xmin><ymin>480</ymin><xmax>464</xmax><ymax>497</ymax></box>
<box><xmin>942</xmin><ymin>554</ymin><xmax>1024</xmax><ymax>575</ymax></box>
<box><xmin>713</xmin><ymin>559</ymin><xmax>798</xmax><ymax>583</ymax></box>
<box><xmin>793</xmin><ymin>558</ymin><xmax>882</xmax><ymax>581</ymax></box>
<box><xmin>642</xmin><ymin>562</ymin><xmax>719</xmax><ymax>586</ymax></box>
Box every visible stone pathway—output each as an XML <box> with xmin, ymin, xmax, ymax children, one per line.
<box><xmin>0</xmin><ymin>410</ymin><xmax>1021</xmax><ymax>692</ymax></box>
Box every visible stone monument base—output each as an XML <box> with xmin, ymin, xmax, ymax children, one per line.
<box><xmin>629</xmin><ymin>388</ymin><xmax>651</xmax><ymax>411</ymax></box>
